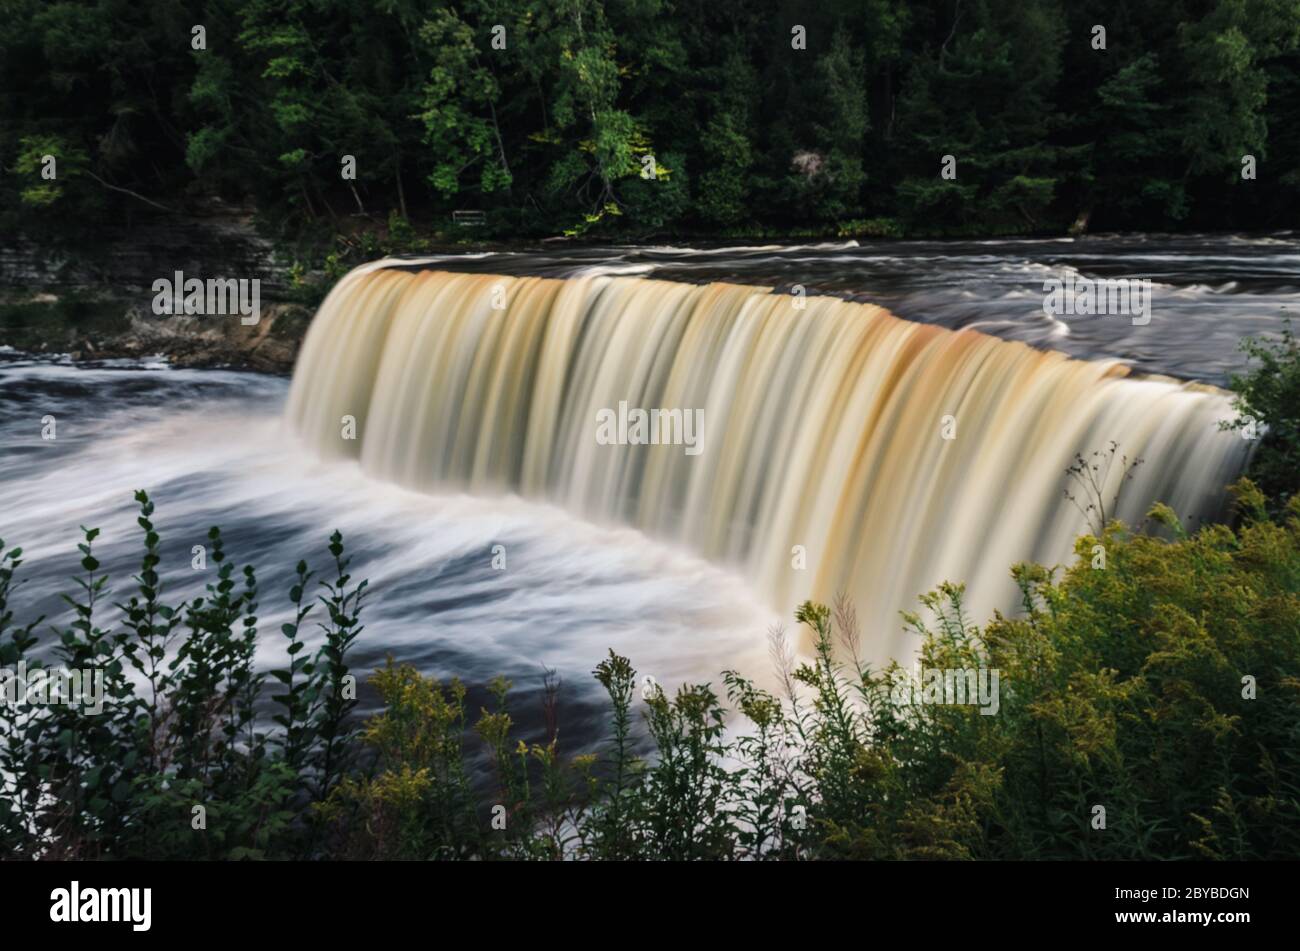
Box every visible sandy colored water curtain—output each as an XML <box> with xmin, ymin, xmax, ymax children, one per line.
<box><xmin>288</xmin><ymin>264</ymin><xmax>1251</xmax><ymax>664</ymax></box>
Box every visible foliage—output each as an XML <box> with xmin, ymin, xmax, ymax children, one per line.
<box><xmin>0</xmin><ymin>492</ymin><xmax>366</xmax><ymax>859</ymax></box>
<box><xmin>3</xmin><ymin>0</ymin><xmax>1298</xmax><ymax>243</ymax></box>
<box><xmin>3</xmin><ymin>483</ymin><xmax>1297</xmax><ymax>860</ymax></box>
<box><xmin>1227</xmin><ymin>319</ymin><xmax>1300</xmax><ymax>517</ymax></box>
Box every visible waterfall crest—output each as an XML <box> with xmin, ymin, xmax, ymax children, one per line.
<box><xmin>287</xmin><ymin>265</ymin><xmax>1251</xmax><ymax>661</ymax></box>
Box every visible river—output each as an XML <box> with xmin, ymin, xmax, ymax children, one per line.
<box><xmin>1</xmin><ymin>233</ymin><xmax>1294</xmax><ymax>750</ymax></box>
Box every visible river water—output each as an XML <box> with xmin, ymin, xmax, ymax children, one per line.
<box><xmin>1</xmin><ymin>233</ymin><xmax>1295</xmax><ymax>748</ymax></box>
<box><xmin>381</xmin><ymin>232</ymin><xmax>1299</xmax><ymax>385</ymax></box>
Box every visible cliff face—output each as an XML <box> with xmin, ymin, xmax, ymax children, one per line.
<box><xmin>0</xmin><ymin>215</ymin><xmax>308</xmax><ymax>374</ymax></box>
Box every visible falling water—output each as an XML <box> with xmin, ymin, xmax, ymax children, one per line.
<box><xmin>287</xmin><ymin>264</ymin><xmax>1252</xmax><ymax>663</ymax></box>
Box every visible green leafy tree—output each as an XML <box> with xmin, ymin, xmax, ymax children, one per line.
<box><xmin>418</xmin><ymin>5</ymin><xmax>512</xmax><ymax>202</ymax></box>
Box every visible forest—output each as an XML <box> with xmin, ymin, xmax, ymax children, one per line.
<box><xmin>2</xmin><ymin>0</ymin><xmax>1298</xmax><ymax>248</ymax></box>
<box><xmin>3</xmin><ymin>0</ymin><xmax>1300</xmax><ymax>872</ymax></box>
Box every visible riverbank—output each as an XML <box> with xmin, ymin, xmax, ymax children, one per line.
<box><xmin>1</xmin><ymin>216</ymin><xmax>306</xmax><ymax>372</ymax></box>
<box><xmin>0</xmin><ymin>291</ymin><xmax>310</xmax><ymax>374</ymax></box>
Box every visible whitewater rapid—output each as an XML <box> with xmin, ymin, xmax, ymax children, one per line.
<box><xmin>0</xmin><ymin>354</ymin><xmax>775</xmax><ymax>739</ymax></box>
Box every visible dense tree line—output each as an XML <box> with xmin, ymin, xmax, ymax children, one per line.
<box><xmin>2</xmin><ymin>0</ymin><xmax>1298</xmax><ymax>243</ymax></box>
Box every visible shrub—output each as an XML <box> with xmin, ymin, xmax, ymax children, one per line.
<box><xmin>0</xmin><ymin>491</ymin><xmax>366</xmax><ymax>859</ymax></box>
<box><xmin>300</xmin><ymin>480</ymin><xmax>1300</xmax><ymax>861</ymax></box>
<box><xmin>2</xmin><ymin>482</ymin><xmax>1296</xmax><ymax>860</ymax></box>
<box><xmin>1227</xmin><ymin>319</ymin><xmax>1300</xmax><ymax>517</ymax></box>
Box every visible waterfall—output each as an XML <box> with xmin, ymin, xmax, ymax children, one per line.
<box><xmin>287</xmin><ymin>264</ymin><xmax>1252</xmax><ymax>663</ymax></box>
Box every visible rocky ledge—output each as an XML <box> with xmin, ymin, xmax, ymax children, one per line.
<box><xmin>1</xmin><ymin>295</ymin><xmax>312</xmax><ymax>374</ymax></box>
<box><xmin>1</xmin><ymin>216</ymin><xmax>311</xmax><ymax>374</ymax></box>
